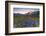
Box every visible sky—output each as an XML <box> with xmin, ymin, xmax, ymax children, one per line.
<box><xmin>13</xmin><ymin>8</ymin><xmax>39</xmax><ymax>14</ymax></box>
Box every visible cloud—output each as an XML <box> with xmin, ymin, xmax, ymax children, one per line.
<box><xmin>13</xmin><ymin>8</ymin><xmax>39</xmax><ymax>14</ymax></box>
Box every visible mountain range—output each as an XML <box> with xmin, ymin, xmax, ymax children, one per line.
<box><xmin>14</xmin><ymin>11</ymin><xmax>39</xmax><ymax>17</ymax></box>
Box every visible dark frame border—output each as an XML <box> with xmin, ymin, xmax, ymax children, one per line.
<box><xmin>5</xmin><ymin>1</ymin><xmax>45</xmax><ymax>35</ymax></box>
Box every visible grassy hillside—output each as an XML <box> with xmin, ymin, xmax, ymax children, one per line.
<box><xmin>14</xmin><ymin>15</ymin><xmax>39</xmax><ymax>28</ymax></box>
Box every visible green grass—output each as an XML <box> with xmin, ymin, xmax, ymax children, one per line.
<box><xmin>33</xmin><ymin>24</ymin><xmax>39</xmax><ymax>27</ymax></box>
<box><xmin>14</xmin><ymin>15</ymin><xmax>39</xmax><ymax>27</ymax></box>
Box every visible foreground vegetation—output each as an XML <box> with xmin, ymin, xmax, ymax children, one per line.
<box><xmin>14</xmin><ymin>15</ymin><xmax>39</xmax><ymax>28</ymax></box>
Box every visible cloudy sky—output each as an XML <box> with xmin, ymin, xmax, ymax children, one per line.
<box><xmin>13</xmin><ymin>8</ymin><xmax>39</xmax><ymax>14</ymax></box>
